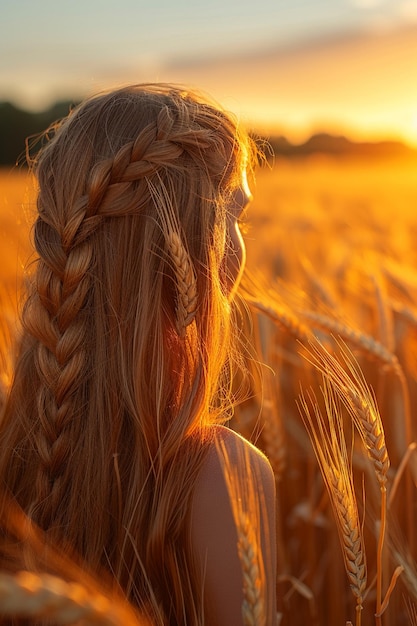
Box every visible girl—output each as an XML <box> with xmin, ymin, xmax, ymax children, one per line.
<box><xmin>0</xmin><ymin>84</ymin><xmax>276</xmax><ymax>625</ymax></box>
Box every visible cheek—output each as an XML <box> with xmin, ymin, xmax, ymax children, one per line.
<box><xmin>225</xmin><ymin>222</ymin><xmax>246</xmax><ymax>293</ymax></box>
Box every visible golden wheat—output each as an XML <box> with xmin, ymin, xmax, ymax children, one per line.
<box><xmin>0</xmin><ymin>570</ymin><xmax>144</xmax><ymax>625</ymax></box>
<box><xmin>247</xmin><ymin>299</ymin><xmax>312</xmax><ymax>345</ymax></box>
<box><xmin>298</xmin><ymin>310</ymin><xmax>398</xmax><ymax>370</ymax></box>
<box><xmin>3</xmin><ymin>157</ymin><xmax>417</xmax><ymax>624</ymax></box>
<box><xmin>304</xmin><ymin>340</ymin><xmax>390</xmax><ymax>485</ymax></box>
<box><xmin>299</xmin><ymin>381</ymin><xmax>367</xmax><ymax>626</ymax></box>
<box><xmin>237</xmin><ymin>511</ymin><xmax>266</xmax><ymax>626</ymax></box>
<box><xmin>369</xmin><ymin>271</ymin><xmax>395</xmax><ymax>353</ymax></box>
<box><xmin>216</xmin><ymin>438</ymin><xmax>267</xmax><ymax>626</ymax></box>
<box><xmin>260</xmin><ymin>398</ymin><xmax>286</xmax><ymax>484</ymax></box>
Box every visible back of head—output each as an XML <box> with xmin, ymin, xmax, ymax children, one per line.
<box><xmin>0</xmin><ymin>84</ymin><xmax>255</xmax><ymax>622</ymax></box>
<box><xmin>28</xmin><ymin>82</ymin><xmax>252</xmax><ymax>459</ymax></box>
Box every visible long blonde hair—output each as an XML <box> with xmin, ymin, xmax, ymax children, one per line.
<box><xmin>0</xmin><ymin>84</ymin><xmax>255</xmax><ymax>623</ymax></box>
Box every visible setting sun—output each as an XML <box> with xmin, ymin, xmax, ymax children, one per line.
<box><xmin>173</xmin><ymin>23</ymin><xmax>417</xmax><ymax>147</ymax></box>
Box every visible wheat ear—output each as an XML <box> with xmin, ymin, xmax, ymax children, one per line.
<box><xmin>246</xmin><ymin>298</ymin><xmax>312</xmax><ymax>344</ymax></box>
<box><xmin>302</xmin><ymin>340</ymin><xmax>393</xmax><ymax>623</ymax></box>
<box><xmin>391</xmin><ymin>299</ymin><xmax>417</xmax><ymax>326</ymax></box>
<box><xmin>237</xmin><ymin>510</ymin><xmax>265</xmax><ymax>626</ymax></box>
<box><xmin>0</xmin><ymin>570</ymin><xmax>144</xmax><ymax>625</ymax></box>
<box><xmin>166</xmin><ymin>232</ymin><xmax>198</xmax><ymax>337</ymax></box>
<box><xmin>347</xmin><ymin>389</ymin><xmax>389</xmax><ymax>485</ymax></box>
<box><xmin>298</xmin><ymin>310</ymin><xmax>398</xmax><ymax>369</ymax></box>
<box><xmin>299</xmin><ymin>384</ymin><xmax>367</xmax><ymax>626</ymax></box>
<box><xmin>216</xmin><ymin>439</ymin><xmax>267</xmax><ymax>625</ymax></box>
<box><xmin>305</xmin><ymin>340</ymin><xmax>390</xmax><ymax>485</ymax></box>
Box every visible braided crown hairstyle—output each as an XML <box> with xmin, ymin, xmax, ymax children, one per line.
<box><xmin>0</xmin><ymin>84</ymin><xmax>255</xmax><ymax>622</ymax></box>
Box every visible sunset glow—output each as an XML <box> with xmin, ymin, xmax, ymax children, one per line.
<box><xmin>182</xmin><ymin>24</ymin><xmax>417</xmax><ymax>147</ymax></box>
<box><xmin>2</xmin><ymin>0</ymin><xmax>417</xmax><ymax>145</ymax></box>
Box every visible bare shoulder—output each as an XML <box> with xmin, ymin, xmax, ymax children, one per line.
<box><xmin>216</xmin><ymin>424</ymin><xmax>274</xmax><ymax>474</ymax></box>
<box><xmin>196</xmin><ymin>425</ymin><xmax>275</xmax><ymax>497</ymax></box>
<box><xmin>190</xmin><ymin>426</ymin><xmax>276</xmax><ymax>626</ymax></box>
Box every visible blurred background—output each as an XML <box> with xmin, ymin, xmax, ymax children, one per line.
<box><xmin>2</xmin><ymin>0</ymin><xmax>417</xmax><ymax>164</ymax></box>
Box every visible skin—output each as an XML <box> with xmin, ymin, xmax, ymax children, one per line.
<box><xmin>190</xmin><ymin>426</ymin><xmax>277</xmax><ymax>626</ymax></box>
<box><xmin>225</xmin><ymin>172</ymin><xmax>253</xmax><ymax>298</ymax></box>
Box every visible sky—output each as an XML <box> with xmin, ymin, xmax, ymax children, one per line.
<box><xmin>2</xmin><ymin>0</ymin><xmax>417</xmax><ymax>145</ymax></box>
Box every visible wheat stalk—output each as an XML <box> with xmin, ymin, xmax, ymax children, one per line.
<box><xmin>299</xmin><ymin>382</ymin><xmax>367</xmax><ymax>626</ymax></box>
<box><xmin>382</xmin><ymin>259</ymin><xmax>417</xmax><ymax>302</ymax></box>
<box><xmin>0</xmin><ymin>570</ymin><xmax>144</xmax><ymax>625</ymax></box>
<box><xmin>247</xmin><ymin>298</ymin><xmax>312</xmax><ymax>345</ymax></box>
<box><xmin>302</xmin><ymin>339</ymin><xmax>394</xmax><ymax>624</ymax></box>
<box><xmin>237</xmin><ymin>511</ymin><xmax>266</xmax><ymax>625</ymax></box>
<box><xmin>260</xmin><ymin>398</ymin><xmax>286</xmax><ymax>484</ymax></box>
<box><xmin>216</xmin><ymin>438</ymin><xmax>267</xmax><ymax>625</ymax></box>
<box><xmin>300</xmin><ymin>254</ymin><xmax>338</xmax><ymax>310</ymax></box>
<box><xmin>391</xmin><ymin>300</ymin><xmax>417</xmax><ymax>326</ymax></box>
<box><xmin>166</xmin><ymin>232</ymin><xmax>198</xmax><ymax>337</ymax></box>
<box><xmin>405</xmin><ymin>598</ymin><xmax>417</xmax><ymax>626</ymax></box>
<box><xmin>304</xmin><ymin>340</ymin><xmax>390</xmax><ymax>485</ymax></box>
<box><xmin>298</xmin><ymin>310</ymin><xmax>398</xmax><ymax>370</ymax></box>
<box><xmin>370</xmin><ymin>272</ymin><xmax>395</xmax><ymax>353</ymax></box>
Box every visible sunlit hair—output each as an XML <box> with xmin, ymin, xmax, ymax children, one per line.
<box><xmin>0</xmin><ymin>84</ymin><xmax>257</xmax><ymax>623</ymax></box>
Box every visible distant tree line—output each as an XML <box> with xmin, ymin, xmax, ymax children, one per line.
<box><xmin>1</xmin><ymin>100</ymin><xmax>416</xmax><ymax>167</ymax></box>
<box><xmin>0</xmin><ymin>100</ymin><xmax>78</xmax><ymax>166</ymax></box>
<box><xmin>265</xmin><ymin>133</ymin><xmax>417</xmax><ymax>160</ymax></box>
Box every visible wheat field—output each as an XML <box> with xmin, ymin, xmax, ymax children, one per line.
<box><xmin>1</xmin><ymin>155</ymin><xmax>417</xmax><ymax>625</ymax></box>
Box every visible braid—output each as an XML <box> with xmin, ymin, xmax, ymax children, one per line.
<box><xmin>166</xmin><ymin>232</ymin><xmax>198</xmax><ymax>336</ymax></box>
<box><xmin>25</xmin><ymin>203</ymin><xmax>95</xmax><ymax>525</ymax></box>
<box><xmin>84</xmin><ymin>104</ymin><xmax>229</xmax><ymax>221</ymax></box>
<box><xmin>25</xmin><ymin>107</ymin><xmax>207</xmax><ymax>524</ymax></box>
